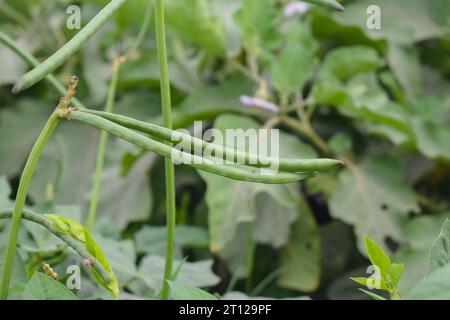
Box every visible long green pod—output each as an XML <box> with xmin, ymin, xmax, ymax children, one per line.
<box><xmin>12</xmin><ymin>0</ymin><xmax>127</xmax><ymax>93</ymax></box>
<box><xmin>0</xmin><ymin>31</ymin><xmax>85</xmax><ymax>109</ymax></box>
<box><xmin>67</xmin><ymin>111</ymin><xmax>312</xmax><ymax>184</ymax></box>
<box><xmin>0</xmin><ymin>209</ymin><xmax>111</xmax><ymax>284</ymax></box>
<box><xmin>82</xmin><ymin>109</ymin><xmax>343</xmax><ymax>172</ymax></box>
<box><xmin>302</xmin><ymin>0</ymin><xmax>344</xmax><ymax>11</ymax></box>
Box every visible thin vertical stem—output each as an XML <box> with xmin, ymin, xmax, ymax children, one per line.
<box><xmin>86</xmin><ymin>57</ymin><xmax>122</xmax><ymax>230</ymax></box>
<box><xmin>155</xmin><ymin>0</ymin><xmax>176</xmax><ymax>300</ymax></box>
<box><xmin>245</xmin><ymin>225</ymin><xmax>256</xmax><ymax>295</ymax></box>
<box><xmin>0</xmin><ymin>112</ymin><xmax>60</xmax><ymax>299</ymax></box>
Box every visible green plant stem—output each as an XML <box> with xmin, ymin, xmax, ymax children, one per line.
<box><xmin>0</xmin><ymin>209</ymin><xmax>111</xmax><ymax>284</ymax></box>
<box><xmin>0</xmin><ymin>111</ymin><xmax>60</xmax><ymax>300</ymax></box>
<box><xmin>245</xmin><ymin>226</ymin><xmax>256</xmax><ymax>295</ymax></box>
<box><xmin>0</xmin><ymin>31</ymin><xmax>86</xmax><ymax>110</ymax></box>
<box><xmin>155</xmin><ymin>0</ymin><xmax>176</xmax><ymax>300</ymax></box>
<box><xmin>124</xmin><ymin>0</ymin><xmax>153</xmax><ymax>60</ymax></box>
<box><xmin>86</xmin><ymin>58</ymin><xmax>122</xmax><ymax>230</ymax></box>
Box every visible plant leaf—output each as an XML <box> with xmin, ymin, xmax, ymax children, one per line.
<box><xmin>23</xmin><ymin>272</ymin><xmax>78</xmax><ymax>300</ymax></box>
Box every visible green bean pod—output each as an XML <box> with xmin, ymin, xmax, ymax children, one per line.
<box><xmin>12</xmin><ymin>0</ymin><xmax>127</xmax><ymax>93</ymax></box>
<box><xmin>68</xmin><ymin>111</ymin><xmax>314</xmax><ymax>184</ymax></box>
<box><xmin>0</xmin><ymin>209</ymin><xmax>110</xmax><ymax>284</ymax></box>
<box><xmin>0</xmin><ymin>31</ymin><xmax>86</xmax><ymax>109</ymax></box>
<box><xmin>82</xmin><ymin>109</ymin><xmax>343</xmax><ymax>172</ymax></box>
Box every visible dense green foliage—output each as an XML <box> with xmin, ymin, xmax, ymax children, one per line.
<box><xmin>0</xmin><ymin>0</ymin><xmax>449</xmax><ymax>300</ymax></box>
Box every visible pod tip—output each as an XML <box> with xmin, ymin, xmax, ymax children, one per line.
<box><xmin>11</xmin><ymin>81</ymin><xmax>22</xmax><ymax>94</ymax></box>
<box><xmin>335</xmin><ymin>3</ymin><xmax>344</xmax><ymax>11</ymax></box>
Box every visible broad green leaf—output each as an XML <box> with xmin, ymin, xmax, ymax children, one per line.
<box><xmin>168</xmin><ymin>281</ymin><xmax>218</xmax><ymax>300</ymax></box>
<box><xmin>199</xmin><ymin>114</ymin><xmax>317</xmax><ymax>253</ymax></box>
<box><xmin>0</xmin><ymin>99</ymin><xmax>54</xmax><ymax>178</ymax></box>
<box><xmin>96</xmin><ymin>153</ymin><xmax>154</xmax><ymax>229</ymax></box>
<box><xmin>394</xmin><ymin>214</ymin><xmax>450</xmax><ymax>294</ymax></box>
<box><xmin>278</xmin><ymin>200</ymin><xmax>320</xmax><ymax>292</ymax></box>
<box><xmin>329</xmin><ymin>155</ymin><xmax>418</xmax><ymax>253</ymax></box>
<box><xmin>333</xmin><ymin>0</ymin><xmax>445</xmax><ymax>43</ymax></box>
<box><xmin>134</xmin><ymin>225</ymin><xmax>209</xmax><ymax>256</ymax></box>
<box><xmin>271</xmin><ymin>37</ymin><xmax>317</xmax><ymax>95</ymax></box>
<box><xmin>364</xmin><ymin>236</ymin><xmax>391</xmax><ymax>277</ymax></box>
<box><xmin>23</xmin><ymin>272</ymin><xmax>77</xmax><ymax>300</ymax></box>
<box><xmin>408</xmin><ymin>265</ymin><xmax>450</xmax><ymax>300</ymax></box>
<box><xmin>166</xmin><ymin>0</ymin><xmax>226</xmax><ymax>56</ymax></box>
<box><xmin>388</xmin><ymin>263</ymin><xmax>404</xmax><ymax>288</ymax></box>
<box><xmin>428</xmin><ymin>219</ymin><xmax>450</xmax><ymax>274</ymax></box>
<box><xmin>319</xmin><ymin>46</ymin><xmax>380</xmax><ymax>81</ymax></box>
<box><xmin>234</xmin><ymin>0</ymin><xmax>280</xmax><ymax>55</ymax></box>
<box><xmin>136</xmin><ymin>255</ymin><xmax>220</xmax><ymax>292</ymax></box>
<box><xmin>0</xmin><ymin>250</ymin><xmax>28</xmax><ymax>300</ymax></box>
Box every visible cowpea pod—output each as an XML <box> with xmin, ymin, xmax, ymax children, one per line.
<box><xmin>81</xmin><ymin>109</ymin><xmax>343</xmax><ymax>172</ymax></box>
<box><xmin>302</xmin><ymin>0</ymin><xmax>344</xmax><ymax>11</ymax></box>
<box><xmin>67</xmin><ymin>110</ymin><xmax>314</xmax><ymax>184</ymax></box>
<box><xmin>12</xmin><ymin>0</ymin><xmax>127</xmax><ymax>93</ymax></box>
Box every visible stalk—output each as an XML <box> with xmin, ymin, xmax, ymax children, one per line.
<box><xmin>0</xmin><ymin>112</ymin><xmax>60</xmax><ymax>299</ymax></box>
<box><xmin>0</xmin><ymin>77</ymin><xmax>77</xmax><ymax>299</ymax></box>
<box><xmin>155</xmin><ymin>0</ymin><xmax>176</xmax><ymax>300</ymax></box>
<box><xmin>86</xmin><ymin>57</ymin><xmax>122</xmax><ymax>230</ymax></box>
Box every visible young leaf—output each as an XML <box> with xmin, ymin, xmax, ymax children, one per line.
<box><xmin>359</xmin><ymin>289</ymin><xmax>386</xmax><ymax>301</ymax></box>
<box><xmin>85</xmin><ymin>230</ymin><xmax>120</xmax><ymax>299</ymax></box>
<box><xmin>168</xmin><ymin>281</ymin><xmax>218</xmax><ymax>300</ymax></box>
<box><xmin>364</xmin><ymin>236</ymin><xmax>392</xmax><ymax>277</ymax></box>
<box><xmin>23</xmin><ymin>272</ymin><xmax>77</xmax><ymax>300</ymax></box>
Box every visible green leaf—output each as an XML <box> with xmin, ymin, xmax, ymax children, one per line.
<box><xmin>364</xmin><ymin>236</ymin><xmax>391</xmax><ymax>277</ymax></box>
<box><xmin>359</xmin><ymin>289</ymin><xmax>387</xmax><ymax>300</ymax></box>
<box><xmin>43</xmin><ymin>214</ymin><xmax>119</xmax><ymax>299</ymax></box>
<box><xmin>85</xmin><ymin>230</ymin><xmax>120</xmax><ymax>299</ymax></box>
<box><xmin>319</xmin><ymin>46</ymin><xmax>380</xmax><ymax>81</ymax></box>
<box><xmin>329</xmin><ymin>155</ymin><xmax>418</xmax><ymax>253</ymax></box>
<box><xmin>23</xmin><ymin>272</ymin><xmax>77</xmax><ymax>300</ymax></box>
<box><xmin>0</xmin><ymin>99</ymin><xmax>54</xmax><ymax>178</ymax></box>
<box><xmin>234</xmin><ymin>0</ymin><xmax>280</xmax><ymax>55</ymax></box>
<box><xmin>166</xmin><ymin>0</ymin><xmax>226</xmax><ymax>56</ymax></box>
<box><xmin>271</xmin><ymin>38</ymin><xmax>317</xmax><ymax>95</ymax></box>
<box><xmin>278</xmin><ymin>200</ymin><xmax>320</xmax><ymax>292</ymax></box>
<box><xmin>137</xmin><ymin>256</ymin><xmax>220</xmax><ymax>292</ymax></box>
<box><xmin>428</xmin><ymin>219</ymin><xmax>450</xmax><ymax>274</ymax></box>
<box><xmin>199</xmin><ymin>114</ymin><xmax>317</xmax><ymax>253</ymax></box>
<box><xmin>388</xmin><ymin>263</ymin><xmax>404</xmax><ymax>288</ymax></box>
<box><xmin>408</xmin><ymin>265</ymin><xmax>450</xmax><ymax>300</ymax></box>
<box><xmin>168</xmin><ymin>281</ymin><xmax>218</xmax><ymax>300</ymax></box>
<box><xmin>44</xmin><ymin>214</ymin><xmax>86</xmax><ymax>242</ymax></box>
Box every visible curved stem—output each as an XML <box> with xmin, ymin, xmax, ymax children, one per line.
<box><xmin>0</xmin><ymin>209</ymin><xmax>111</xmax><ymax>284</ymax></box>
<box><xmin>0</xmin><ymin>111</ymin><xmax>60</xmax><ymax>299</ymax></box>
<box><xmin>86</xmin><ymin>57</ymin><xmax>122</xmax><ymax>230</ymax></box>
<box><xmin>155</xmin><ymin>0</ymin><xmax>176</xmax><ymax>300</ymax></box>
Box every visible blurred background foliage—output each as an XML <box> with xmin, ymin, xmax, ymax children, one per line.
<box><xmin>0</xmin><ymin>0</ymin><xmax>449</xmax><ymax>299</ymax></box>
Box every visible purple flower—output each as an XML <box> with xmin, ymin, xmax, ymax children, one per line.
<box><xmin>240</xmin><ymin>95</ymin><xmax>279</xmax><ymax>113</ymax></box>
<box><xmin>284</xmin><ymin>1</ymin><xmax>310</xmax><ymax>17</ymax></box>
